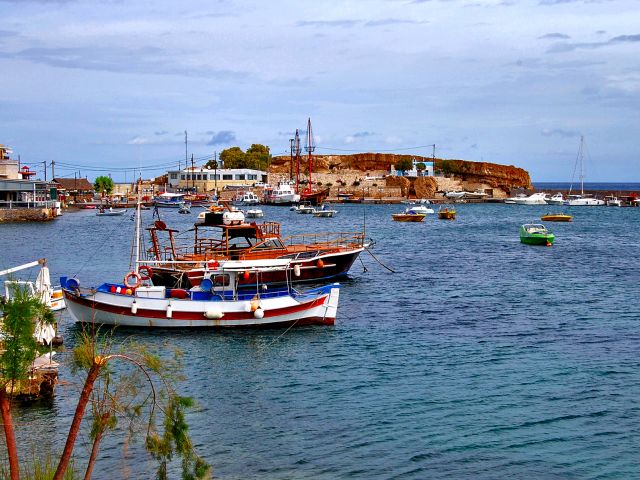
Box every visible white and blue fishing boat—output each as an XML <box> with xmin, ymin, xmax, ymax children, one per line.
<box><xmin>61</xmin><ymin>260</ymin><xmax>340</xmax><ymax>328</ymax></box>
<box><xmin>153</xmin><ymin>192</ymin><xmax>186</xmax><ymax>208</ymax></box>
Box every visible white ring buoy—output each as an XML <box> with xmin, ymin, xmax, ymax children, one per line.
<box><xmin>124</xmin><ymin>272</ymin><xmax>141</xmax><ymax>289</ymax></box>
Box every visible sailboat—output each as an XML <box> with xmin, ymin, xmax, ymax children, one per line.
<box><xmin>297</xmin><ymin>119</ymin><xmax>330</xmax><ymax>206</ymax></box>
<box><xmin>565</xmin><ymin>137</ymin><xmax>605</xmax><ymax>206</ymax></box>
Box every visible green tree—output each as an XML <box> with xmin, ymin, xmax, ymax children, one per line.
<box><xmin>245</xmin><ymin>144</ymin><xmax>271</xmax><ymax>171</ymax></box>
<box><xmin>94</xmin><ymin>176</ymin><xmax>114</xmax><ymax>195</ymax></box>
<box><xmin>416</xmin><ymin>162</ymin><xmax>426</xmax><ymax>173</ymax></box>
<box><xmin>0</xmin><ymin>287</ymin><xmax>56</xmax><ymax>480</ymax></box>
<box><xmin>394</xmin><ymin>157</ymin><xmax>413</xmax><ymax>172</ymax></box>
<box><xmin>219</xmin><ymin>147</ymin><xmax>246</xmax><ymax>169</ymax></box>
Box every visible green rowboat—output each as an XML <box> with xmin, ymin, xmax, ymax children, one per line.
<box><xmin>520</xmin><ymin>224</ymin><xmax>555</xmax><ymax>246</ymax></box>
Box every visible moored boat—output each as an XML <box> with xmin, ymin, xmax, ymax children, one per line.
<box><xmin>540</xmin><ymin>213</ymin><xmax>572</xmax><ymax>222</ymax></box>
<box><xmin>313</xmin><ymin>204</ymin><xmax>338</xmax><ymax>217</ymax></box>
<box><xmin>61</xmin><ymin>260</ymin><xmax>340</xmax><ymax>328</ymax></box>
<box><xmin>392</xmin><ymin>208</ymin><xmax>426</xmax><ymax>222</ymax></box>
<box><xmin>263</xmin><ymin>183</ymin><xmax>300</xmax><ymax>206</ymax></box>
<box><xmin>511</xmin><ymin>192</ymin><xmax>549</xmax><ymax>205</ymax></box>
<box><xmin>96</xmin><ymin>207</ymin><xmax>127</xmax><ymax>216</ymax></box>
<box><xmin>438</xmin><ymin>207</ymin><xmax>456</xmax><ymax>220</ymax></box>
<box><xmin>520</xmin><ymin>224</ymin><xmax>554</xmax><ymax>246</ymax></box>
<box><xmin>294</xmin><ymin>202</ymin><xmax>315</xmax><ymax>214</ymax></box>
<box><xmin>233</xmin><ymin>191</ymin><xmax>260</xmax><ymax>206</ymax></box>
<box><xmin>147</xmin><ymin>210</ymin><xmax>368</xmax><ymax>289</ymax></box>
<box><xmin>154</xmin><ymin>192</ymin><xmax>186</xmax><ymax>208</ymax></box>
<box><xmin>546</xmin><ymin>193</ymin><xmax>565</xmax><ymax>205</ymax></box>
<box><xmin>245</xmin><ymin>208</ymin><xmax>264</xmax><ymax>218</ymax></box>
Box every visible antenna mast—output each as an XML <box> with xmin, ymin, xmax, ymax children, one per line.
<box><xmin>304</xmin><ymin>118</ymin><xmax>315</xmax><ymax>194</ymax></box>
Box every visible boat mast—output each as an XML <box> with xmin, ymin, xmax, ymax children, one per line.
<box><xmin>134</xmin><ymin>177</ymin><xmax>142</xmax><ymax>274</ymax></box>
<box><xmin>579</xmin><ymin>135</ymin><xmax>584</xmax><ymax>196</ymax></box>
<box><xmin>295</xmin><ymin>129</ymin><xmax>301</xmax><ymax>193</ymax></box>
<box><xmin>304</xmin><ymin>118</ymin><xmax>315</xmax><ymax>195</ymax></box>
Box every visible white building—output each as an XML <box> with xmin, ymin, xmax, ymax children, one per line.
<box><xmin>167</xmin><ymin>167</ymin><xmax>268</xmax><ymax>192</ymax></box>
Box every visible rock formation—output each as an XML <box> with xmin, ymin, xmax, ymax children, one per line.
<box><xmin>270</xmin><ymin>153</ymin><xmax>531</xmax><ymax>198</ymax></box>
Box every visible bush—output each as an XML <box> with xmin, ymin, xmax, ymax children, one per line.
<box><xmin>316</xmin><ymin>181</ymin><xmax>323</xmax><ymax>186</ymax></box>
<box><xmin>352</xmin><ymin>180</ymin><xmax>360</xmax><ymax>186</ymax></box>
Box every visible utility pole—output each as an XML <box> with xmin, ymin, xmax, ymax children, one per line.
<box><xmin>43</xmin><ymin>161</ymin><xmax>47</xmax><ymax>181</ymax></box>
<box><xmin>184</xmin><ymin>130</ymin><xmax>188</xmax><ymax>171</ymax></box>
<box><xmin>214</xmin><ymin>151</ymin><xmax>218</xmax><ymax>197</ymax></box>
<box><xmin>51</xmin><ymin>160</ymin><xmax>55</xmax><ymax>179</ymax></box>
<box><xmin>191</xmin><ymin>153</ymin><xmax>195</xmax><ymax>192</ymax></box>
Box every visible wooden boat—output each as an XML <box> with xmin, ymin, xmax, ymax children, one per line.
<box><xmin>438</xmin><ymin>207</ymin><xmax>456</xmax><ymax>220</ymax></box>
<box><xmin>146</xmin><ymin>210</ymin><xmax>368</xmax><ymax>289</ymax></box>
<box><xmin>62</xmin><ymin>261</ymin><xmax>340</xmax><ymax>329</ymax></box>
<box><xmin>96</xmin><ymin>208</ymin><xmax>127</xmax><ymax>216</ymax></box>
<box><xmin>540</xmin><ymin>213</ymin><xmax>572</xmax><ymax>222</ymax></box>
<box><xmin>392</xmin><ymin>209</ymin><xmax>426</xmax><ymax>222</ymax></box>
<box><xmin>520</xmin><ymin>224</ymin><xmax>554</xmax><ymax>246</ymax></box>
<box><xmin>294</xmin><ymin>119</ymin><xmax>329</xmax><ymax>206</ymax></box>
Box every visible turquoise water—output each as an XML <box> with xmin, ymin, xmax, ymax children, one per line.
<box><xmin>1</xmin><ymin>203</ymin><xmax>639</xmax><ymax>478</ymax></box>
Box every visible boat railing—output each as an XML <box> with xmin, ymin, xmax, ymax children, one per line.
<box><xmin>280</xmin><ymin>231</ymin><xmax>366</xmax><ymax>249</ymax></box>
<box><xmin>255</xmin><ymin>222</ymin><xmax>280</xmax><ymax>238</ymax></box>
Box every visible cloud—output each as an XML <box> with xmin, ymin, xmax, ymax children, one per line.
<box><xmin>365</xmin><ymin>19</ymin><xmax>427</xmax><ymax>27</ymax></box>
<box><xmin>541</xmin><ymin>128</ymin><xmax>580</xmax><ymax>138</ymax></box>
<box><xmin>154</xmin><ymin>130</ymin><xmax>168</xmax><ymax>136</ymax></box>
<box><xmin>0</xmin><ymin>45</ymin><xmax>248</xmax><ymax>79</ymax></box>
<box><xmin>127</xmin><ymin>136</ymin><xmax>152</xmax><ymax>145</ymax></box>
<box><xmin>344</xmin><ymin>131</ymin><xmax>376</xmax><ymax>144</ymax></box>
<box><xmin>207</xmin><ymin>131</ymin><xmax>236</xmax><ymax>145</ymax></box>
<box><xmin>538</xmin><ymin>33</ymin><xmax>570</xmax><ymax>40</ymax></box>
<box><xmin>547</xmin><ymin>33</ymin><xmax>640</xmax><ymax>53</ymax></box>
<box><xmin>353</xmin><ymin>131</ymin><xmax>375</xmax><ymax>138</ymax></box>
<box><xmin>296</xmin><ymin>20</ymin><xmax>359</xmax><ymax>28</ymax></box>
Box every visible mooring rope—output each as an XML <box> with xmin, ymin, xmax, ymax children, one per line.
<box><xmin>365</xmin><ymin>247</ymin><xmax>395</xmax><ymax>273</ymax></box>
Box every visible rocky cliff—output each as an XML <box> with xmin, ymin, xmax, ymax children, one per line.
<box><xmin>271</xmin><ymin>153</ymin><xmax>531</xmax><ymax>194</ymax></box>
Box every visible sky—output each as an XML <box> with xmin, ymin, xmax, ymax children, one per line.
<box><xmin>0</xmin><ymin>0</ymin><xmax>638</xmax><ymax>182</ymax></box>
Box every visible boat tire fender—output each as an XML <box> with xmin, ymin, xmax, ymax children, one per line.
<box><xmin>124</xmin><ymin>272</ymin><xmax>141</xmax><ymax>289</ymax></box>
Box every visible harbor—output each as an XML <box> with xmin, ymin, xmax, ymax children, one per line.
<box><xmin>2</xmin><ymin>0</ymin><xmax>639</xmax><ymax>476</ymax></box>
<box><xmin>1</xmin><ymin>199</ymin><xmax>639</xmax><ymax>478</ymax></box>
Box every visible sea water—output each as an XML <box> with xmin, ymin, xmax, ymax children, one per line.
<box><xmin>1</xmin><ymin>202</ymin><xmax>639</xmax><ymax>479</ymax></box>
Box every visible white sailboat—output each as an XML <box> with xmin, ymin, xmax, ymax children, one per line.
<box><xmin>565</xmin><ymin>137</ymin><xmax>605</xmax><ymax>206</ymax></box>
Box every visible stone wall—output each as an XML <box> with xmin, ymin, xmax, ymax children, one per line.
<box><xmin>0</xmin><ymin>208</ymin><xmax>55</xmax><ymax>223</ymax></box>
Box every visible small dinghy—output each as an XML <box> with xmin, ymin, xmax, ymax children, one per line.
<box><xmin>96</xmin><ymin>207</ymin><xmax>127</xmax><ymax>216</ymax></box>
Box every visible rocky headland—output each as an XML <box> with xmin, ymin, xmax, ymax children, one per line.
<box><xmin>269</xmin><ymin>153</ymin><xmax>531</xmax><ymax>199</ymax></box>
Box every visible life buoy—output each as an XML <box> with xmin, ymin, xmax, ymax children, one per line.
<box><xmin>138</xmin><ymin>265</ymin><xmax>153</xmax><ymax>281</ymax></box>
<box><xmin>124</xmin><ymin>272</ymin><xmax>141</xmax><ymax>289</ymax></box>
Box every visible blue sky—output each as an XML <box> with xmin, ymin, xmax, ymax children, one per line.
<box><xmin>1</xmin><ymin>0</ymin><xmax>638</xmax><ymax>182</ymax></box>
